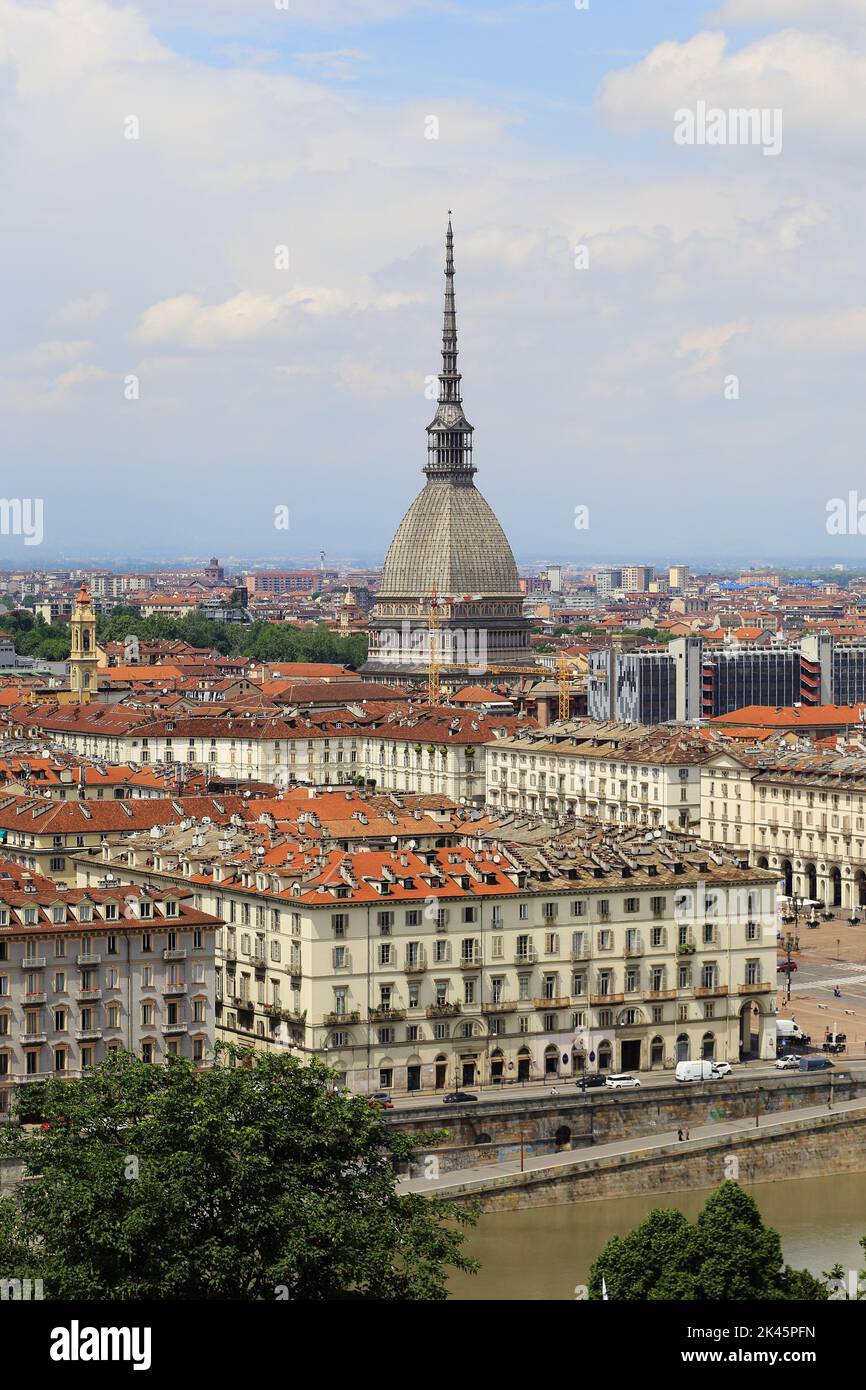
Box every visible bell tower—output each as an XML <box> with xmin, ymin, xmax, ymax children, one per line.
<box><xmin>69</xmin><ymin>581</ymin><xmax>99</xmax><ymax>703</ymax></box>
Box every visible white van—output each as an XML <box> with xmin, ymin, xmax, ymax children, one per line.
<box><xmin>675</xmin><ymin>1060</ymin><xmax>724</xmax><ymax>1083</ymax></box>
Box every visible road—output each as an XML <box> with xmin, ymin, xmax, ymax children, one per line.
<box><xmin>385</xmin><ymin>1057</ymin><xmax>866</xmax><ymax>1112</ymax></box>
<box><xmin>397</xmin><ymin>1093</ymin><xmax>866</xmax><ymax>1195</ymax></box>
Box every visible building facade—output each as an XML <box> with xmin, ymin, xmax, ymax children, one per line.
<box><xmin>76</xmin><ymin>829</ymin><xmax>778</xmax><ymax>1093</ymax></box>
<box><xmin>0</xmin><ymin>870</ymin><xmax>219</xmax><ymax>1117</ymax></box>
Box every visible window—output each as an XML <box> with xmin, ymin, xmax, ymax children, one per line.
<box><xmin>624</xmin><ymin>898</ymin><xmax>639</xmax><ymax>914</ymax></box>
<box><xmin>331</xmin><ymin>914</ymin><xmax>348</xmax><ymax>937</ymax></box>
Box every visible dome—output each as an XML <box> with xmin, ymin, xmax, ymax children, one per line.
<box><xmin>378</xmin><ymin>478</ymin><xmax>520</xmax><ymax>598</ymax></box>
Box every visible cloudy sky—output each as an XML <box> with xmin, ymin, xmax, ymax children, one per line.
<box><xmin>1</xmin><ymin>0</ymin><xmax>865</xmax><ymax>567</ymax></box>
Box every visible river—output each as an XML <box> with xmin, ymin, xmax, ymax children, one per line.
<box><xmin>448</xmin><ymin>1172</ymin><xmax>866</xmax><ymax>1300</ymax></box>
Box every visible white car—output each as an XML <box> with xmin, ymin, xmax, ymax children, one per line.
<box><xmin>605</xmin><ymin>1073</ymin><xmax>641</xmax><ymax>1090</ymax></box>
<box><xmin>775</xmin><ymin>1055</ymin><xmax>800</xmax><ymax>1070</ymax></box>
<box><xmin>712</xmin><ymin>1062</ymin><xmax>733</xmax><ymax>1077</ymax></box>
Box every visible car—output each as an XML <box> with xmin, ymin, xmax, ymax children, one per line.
<box><xmin>777</xmin><ymin>960</ymin><xmax>798</xmax><ymax>973</ymax></box>
<box><xmin>775</xmin><ymin>1055</ymin><xmax>800</xmax><ymax>1070</ymax></box>
<box><xmin>442</xmin><ymin>1090</ymin><xmax>478</xmax><ymax>1104</ymax></box>
<box><xmin>368</xmin><ymin>1091</ymin><xmax>393</xmax><ymax>1110</ymax></box>
<box><xmin>605</xmin><ymin>1073</ymin><xmax>641</xmax><ymax>1090</ymax></box>
<box><xmin>577</xmin><ymin>1073</ymin><xmax>608</xmax><ymax>1089</ymax></box>
<box><xmin>711</xmin><ymin>1061</ymin><xmax>732</xmax><ymax>1077</ymax></box>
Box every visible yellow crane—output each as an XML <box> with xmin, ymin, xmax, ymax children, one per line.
<box><xmin>425</xmin><ymin>595</ymin><xmax>580</xmax><ymax>717</ymax></box>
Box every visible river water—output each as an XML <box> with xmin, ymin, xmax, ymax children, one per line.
<box><xmin>448</xmin><ymin>1172</ymin><xmax>866</xmax><ymax>1300</ymax></box>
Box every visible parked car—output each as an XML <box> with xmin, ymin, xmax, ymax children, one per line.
<box><xmin>605</xmin><ymin>1073</ymin><xmax>641</xmax><ymax>1090</ymax></box>
<box><xmin>442</xmin><ymin>1090</ymin><xmax>478</xmax><ymax>1104</ymax></box>
<box><xmin>577</xmin><ymin>1074</ymin><xmax>608</xmax><ymax>1089</ymax></box>
<box><xmin>777</xmin><ymin>960</ymin><xmax>798</xmax><ymax>973</ymax></box>
<box><xmin>368</xmin><ymin>1091</ymin><xmax>393</xmax><ymax>1110</ymax></box>
<box><xmin>775</xmin><ymin>1055</ymin><xmax>800</xmax><ymax>1070</ymax></box>
<box><xmin>711</xmin><ymin>1061</ymin><xmax>732</xmax><ymax>1077</ymax></box>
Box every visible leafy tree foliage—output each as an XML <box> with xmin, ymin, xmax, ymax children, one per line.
<box><xmin>587</xmin><ymin>1182</ymin><xmax>827</xmax><ymax>1301</ymax></box>
<box><xmin>0</xmin><ymin>1050</ymin><xmax>475</xmax><ymax>1300</ymax></box>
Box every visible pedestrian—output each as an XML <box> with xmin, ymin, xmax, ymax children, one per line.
<box><xmin>685</xmin><ymin>1127</ymin><xmax>690</xmax><ymax>1140</ymax></box>
<box><xmin>677</xmin><ymin>1128</ymin><xmax>683</xmax><ymax>1142</ymax></box>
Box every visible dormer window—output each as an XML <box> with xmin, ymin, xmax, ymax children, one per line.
<box><xmin>140</xmin><ymin>902</ymin><xmax>152</xmax><ymax>919</ymax></box>
<box><xmin>79</xmin><ymin>906</ymin><xmax>92</xmax><ymax>923</ymax></box>
<box><xmin>165</xmin><ymin>901</ymin><xmax>178</xmax><ymax>918</ymax></box>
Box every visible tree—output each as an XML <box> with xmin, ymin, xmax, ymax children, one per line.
<box><xmin>588</xmin><ymin>1182</ymin><xmax>827</xmax><ymax>1301</ymax></box>
<box><xmin>0</xmin><ymin>1049</ymin><xmax>477</xmax><ymax>1300</ymax></box>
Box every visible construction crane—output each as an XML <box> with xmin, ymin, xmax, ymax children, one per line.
<box><xmin>425</xmin><ymin>593</ymin><xmax>580</xmax><ymax>716</ymax></box>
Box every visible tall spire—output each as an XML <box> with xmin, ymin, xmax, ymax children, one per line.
<box><xmin>425</xmin><ymin>213</ymin><xmax>474</xmax><ymax>481</ymax></box>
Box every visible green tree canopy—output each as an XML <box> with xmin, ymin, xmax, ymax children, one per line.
<box><xmin>0</xmin><ymin>1049</ymin><xmax>475</xmax><ymax>1300</ymax></box>
<box><xmin>587</xmin><ymin>1182</ymin><xmax>827</xmax><ymax>1301</ymax></box>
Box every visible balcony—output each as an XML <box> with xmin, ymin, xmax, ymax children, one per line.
<box><xmin>21</xmin><ymin>956</ymin><xmax>46</xmax><ymax>969</ymax></box>
<box><xmin>163</xmin><ymin>948</ymin><xmax>187</xmax><ymax>962</ymax></box>
<box><xmin>19</xmin><ymin>1032</ymin><xmax>47</xmax><ymax>1045</ymax></box>
<box><xmin>14</xmin><ymin>1073</ymin><xmax>48</xmax><ymax>1084</ymax></box>
<box><xmin>624</xmin><ymin>944</ymin><xmax>644</xmax><ymax>958</ymax></box>
<box><xmin>459</xmin><ymin>954</ymin><xmax>483</xmax><ymax>970</ymax></box>
<box><xmin>570</xmin><ymin>948</ymin><xmax>590</xmax><ymax>961</ymax></box>
<box><xmin>324</xmin><ymin>1011</ymin><xmax>360</xmax><ymax>1026</ymax></box>
<box><xmin>76</xmin><ymin>953</ymin><xmax>101</xmax><ymax>967</ymax></box>
<box><xmin>23</xmin><ymin>991</ymin><xmax>47</xmax><ymax>1004</ymax></box>
<box><xmin>404</xmin><ymin>952</ymin><xmax>428</xmax><ymax>974</ymax></box>
<box><xmin>162</xmin><ymin>1023</ymin><xmax>188</xmax><ymax>1035</ymax></box>
<box><xmin>738</xmin><ymin>981</ymin><xmax>772</xmax><ymax>994</ymax></box>
<box><xmin>369</xmin><ymin>1007</ymin><xmax>406</xmax><ymax>1023</ymax></box>
<box><xmin>162</xmin><ymin>982</ymin><xmax>188</xmax><ymax>996</ymax></box>
<box><xmin>427</xmin><ymin>1003</ymin><xmax>461</xmax><ymax>1018</ymax></box>
<box><xmin>694</xmin><ymin>985</ymin><xmax>728</xmax><ymax>998</ymax></box>
<box><xmin>534</xmin><ymin>996</ymin><xmax>570</xmax><ymax>1010</ymax></box>
<box><xmin>75</xmin><ymin>1028</ymin><xmax>103</xmax><ymax>1042</ymax></box>
<box><xmin>481</xmin><ymin>1000</ymin><xmax>516</xmax><ymax>1014</ymax></box>
<box><xmin>77</xmin><ymin>988</ymin><xmax>101</xmax><ymax>1002</ymax></box>
<box><xmin>590</xmin><ymin>993</ymin><xmax>624</xmax><ymax>1006</ymax></box>
<box><xmin>223</xmin><ymin>949</ymin><xmax>237</xmax><ymax>963</ymax></box>
<box><xmin>514</xmin><ymin>949</ymin><xmax>538</xmax><ymax>966</ymax></box>
<box><xmin>646</xmin><ymin>989</ymin><xmax>676</xmax><ymax>1000</ymax></box>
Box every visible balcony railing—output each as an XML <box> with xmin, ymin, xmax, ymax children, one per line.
<box><xmin>21</xmin><ymin>956</ymin><xmax>46</xmax><ymax>969</ymax></box>
<box><xmin>624</xmin><ymin>943</ymin><xmax>644</xmax><ymax>958</ymax></box>
<box><xmin>77</xmin><ymin>989</ymin><xmax>102</xmax><ymax>1002</ymax></box>
<box><xmin>646</xmin><ymin>988</ymin><xmax>676</xmax><ymax>1000</ymax></box>
<box><xmin>162</xmin><ymin>982</ymin><xmax>188</xmax><ymax>996</ymax></box>
<box><xmin>738</xmin><ymin>981</ymin><xmax>772</xmax><ymax>994</ymax></box>
<box><xmin>534</xmin><ymin>996</ymin><xmax>570</xmax><ymax>1010</ymax></box>
<box><xmin>76</xmin><ymin>953</ymin><xmax>101</xmax><ymax>966</ymax></box>
<box><xmin>426</xmin><ymin>1003</ymin><xmax>461</xmax><ymax>1018</ymax></box>
<box><xmin>163</xmin><ymin>948</ymin><xmax>187</xmax><ymax>961</ymax></box>
<box><xmin>404</xmin><ymin>951</ymin><xmax>427</xmax><ymax>973</ymax></box>
<box><xmin>162</xmin><ymin>1023</ymin><xmax>189</xmax><ymax>1035</ymax></box>
<box><xmin>694</xmin><ymin>985</ymin><xmax>728</xmax><ymax>998</ymax></box>
<box><xmin>590</xmin><ymin>992</ymin><xmax>624</xmax><ymax>1006</ymax></box>
<box><xmin>459</xmin><ymin>954</ymin><xmax>483</xmax><ymax>970</ymax></box>
<box><xmin>324</xmin><ymin>1010</ymin><xmax>360</xmax><ymax>1026</ymax></box>
<box><xmin>369</xmin><ymin>1007</ymin><xmax>406</xmax><ymax>1022</ymax></box>
<box><xmin>75</xmin><ymin>1028</ymin><xmax>103</xmax><ymax>1041</ymax></box>
<box><xmin>570</xmin><ymin>948</ymin><xmax>590</xmax><ymax>961</ymax></box>
<box><xmin>513</xmin><ymin>949</ymin><xmax>538</xmax><ymax>966</ymax></box>
<box><xmin>19</xmin><ymin>1032</ymin><xmax>47</xmax><ymax>1044</ymax></box>
<box><xmin>481</xmin><ymin>1000</ymin><xmax>516</xmax><ymax>1014</ymax></box>
<box><xmin>23</xmin><ymin>991</ymin><xmax>47</xmax><ymax>1004</ymax></box>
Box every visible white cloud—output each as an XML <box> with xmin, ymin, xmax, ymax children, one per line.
<box><xmin>3</xmin><ymin>339</ymin><xmax>94</xmax><ymax>369</ymax></box>
<box><xmin>711</xmin><ymin>0</ymin><xmax>866</xmax><ymax>29</ymax></box>
<box><xmin>133</xmin><ymin>285</ymin><xmax>423</xmax><ymax>348</ymax></box>
<box><xmin>294</xmin><ymin>49</ymin><xmax>370</xmax><ymax>82</ymax></box>
<box><xmin>596</xmin><ymin>29</ymin><xmax>866</xmax><ymax>150</ymax></box>
<box><xmin>54</xmin><ymin>292</ymin><xmax>111</xmax><ymax>324</ymax></box>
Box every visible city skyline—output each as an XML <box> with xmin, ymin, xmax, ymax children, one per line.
<box><xmin>2</xmin><ymin>0</ymin><xmax>866</xmax><ymax>559</ymax></box>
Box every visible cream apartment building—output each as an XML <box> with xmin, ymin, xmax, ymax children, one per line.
<box><xmin>0</xmin><ymin>870</ymin><xmax>220</xmax><ymax>1117</ymax></box>
<box><xmin>486</xmin><ymin>723</ymin><xmax>708</xmax><ymax>831</ymax></box>
<box><xmin>7</xmin><ymin>707</ymin><xmax>530</xmax><ymax>806</ymax></box>
<box><xmin>75</xmin><ymin>823</ymin><xmax>778</xmax><ymax>1093</ymax></box>
<box><xmin>702</xmin><ymin>746</ymin><xmax>866</xmax><ymax>911</ymax></box>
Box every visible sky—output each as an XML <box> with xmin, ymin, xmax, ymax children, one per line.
<box><xmin>1</xmin><ymin>0</ymin><xmax>866</xmax><ymax>567</ymax></box>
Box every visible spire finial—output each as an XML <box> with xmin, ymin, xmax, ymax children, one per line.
<box><xmin>425</xmin><ymin>214</ymin><xmax>475</xmax><ymax>481</ymax></box>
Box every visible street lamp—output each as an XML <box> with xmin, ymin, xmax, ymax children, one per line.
<box><xmin>781</xmin><ymin>931</ymin><xmax>798</xmax><ymax>1004</ymax></box>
